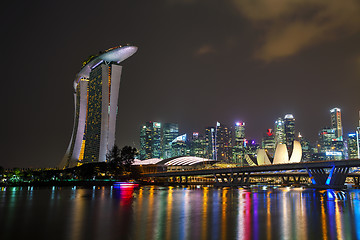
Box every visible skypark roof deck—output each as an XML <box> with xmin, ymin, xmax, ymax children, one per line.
<box><xmin>74</xmin><ymin>45</ymin><xmax>137</xmax><ymax>89</ymax></box>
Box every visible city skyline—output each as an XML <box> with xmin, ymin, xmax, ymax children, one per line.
<box><xmin>2</xmin><ymin>1</ymin><xmax>360</xmax><ymax>168</ymax></box>
<box><xmin>138</xmin><ymin>108</ymin><xmax>359</xmax><ymax>163</ymax></box>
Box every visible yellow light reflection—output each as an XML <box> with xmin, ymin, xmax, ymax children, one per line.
<box><xmin>267</xmin><ymin>191</ymin><xmax>271</xmax><ymax>240</ymax></box>
<box><xmin>146</xmin><ymin>186</ymin><xmax>155</xmax><ymax>238</ymax></box>
<box><xmin>201</xmin><ymin>187</ymin><xmax>208</xmax><ymax>240</ymax></box>
<box><xmin>69</xmin><ymin>188</ymin><xmax>85</xmax><ymax>240</ymax></box>
<box><xmin>320</xmin><ymin>194</ymin><xmax>328</xmax><ymax>240</ymax></box>
<box><xmin>335</xmin><ymin>199</ymin><xmax>344</xmax><ymax>240</ymax></box>
<box><xmin>222</xmin><ymin>188</ymin><xmax>228</xmax><ymax>240</ymax></box>
<box><xmin>134</xmin><ymin>188</ymin><xmax>143</xmax><ymax>240</ymax></box>
<box><xmin>295</xmin><ymin>191</ymin><xmax>307</xmax><ymax>240</ymax></box>
<box><xmin>166</xmin><ymin>187</ymin><xmax>173</xmax><ymax>240</ymax></box>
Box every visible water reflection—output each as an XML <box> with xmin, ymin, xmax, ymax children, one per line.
<box><xmin>1</xmin><ymin>186</ymin><xmax>360</xmax><ymax>240</ymax></box>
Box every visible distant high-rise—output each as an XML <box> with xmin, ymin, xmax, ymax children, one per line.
<box><xmin>262</xmin><ymin>129</ymin><xmax>276</xmax><ymax>157</ymax></box>
<box><xmin>284</xmin><ymin>114</ymin><xmax>296</xmax><ymax>149</ymax></box>
<box><xmin>162</xmin><ymin>123</ymin><xmax>179</xmax><ymax>159</ymax></box>
<box><xmin>171</xmin><ymin>134</ymin><xmax>187</xmax><ymax>157</ymax></box>
<box><xmin>216</xmin><ymin>122</ymin><xmax>232</xmax><ymax>162</ymax></box>
<box><xmin>59</xmin><ymin>45</ymin><xmax>138</xmax><ymax>168</ymax></box>
<box><xmin>298</xmin><ymin>132</ymin><xmax>312</xmax><ymax>162</ymax></box>
<box><xmin>318</xmin><ymin>127</ymin><xmax>344</xmax><ymax>160</ymax></box>
<box><xmin>139</xmin><ymin>121</ymin><xmax>162</xmax><ymax>159</ymax></box>
<box><xmin>205</xmin><ymin>127</ymin><xmax>216</xmax><ymax>160</ymax></box>
<box><xmin>347</xmin><ymin>133</ymin><xmax>359</xmax><ymax>159</ymax></box>
<box><xmin>330</xmin><ymin>108</ymin><xmax>343</xmax><ymax>139</ymax></box>
<box><xmin>190</xmin><ymin>132</ymin><xmax>207</xmax><ymax>158</ymax></box>
<box><xmin>274</xmin><ymin>117</ymin><xmax>286</xmax><ymax>146</ymax></box>
<box><xmin>232</xmin><ymin>122</ymin><xmax>246</xmax><ymax>163</ymax></box>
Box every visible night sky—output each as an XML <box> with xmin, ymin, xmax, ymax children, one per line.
<box><xmin>2</xmin><ymin>0</ymin><xmax>360</xmax><ymax>168</ymax></box>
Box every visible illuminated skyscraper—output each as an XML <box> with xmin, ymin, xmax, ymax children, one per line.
<box><xmin>330</xmin><ymin>108</ymin><xmax>343</xmax><ymax>139</ymax></box>
<box><xmin>298</xmin><ymin>132</ymin><xmax>312</xmax><ymax>162</ymax></box>
<box><xmin>139</xmin><ymin>121</ymin><xmax>162</xmax><ymax>160</ymax></box>
<box><xmin>162</xmin><ymin>123</ymin><xmax>179</xmax><ymax>159</ymax></box>
<box><xmin>205</xmin><ymin>127</ymin><xmax>216</xmax><ymax>159</ymax></box>
<box><xmin>262</xmin><ymin>129</ymin><xmax>276</xmax><ymax>157</ymax></box>
<box><xmin>232</xmin><ymin>122</ymin><xmax>246</xmax><ymax>163</ymax></box>
<box><xmin>59</xmin><ymin>45</ymin><xmax>137</xmax><ymax>168</ymax></box>
<box><xmin>216</xmin><ymin>122</ymin><xmax>232</xmax><ymax>162</ymax></box>
<box><xmin>348</xmin><ymin>133</ymin><xmax>359</xmax><ymax>159</ymax></box>
<box><xmin>284</xmin><ymin>114</ymin><xmax>296</xmax><ymax>149</ymax></box>
<box><xmin>190</xmin><ymin>132</ymin><xmax>207</xmax><ymax>158</ymax></box>
<box><xmin>171</xmin><ymin>134</ymin><xmax>187</xmax><ymax>157</ymax></box>
<box><xmin>318</xmin><ymin>127</ymin><xmax>344</xmax><ymax>160</ymax></box>
<box><xmin>274</xmin><ymin>117</ymin><xmax>285</xmax><ymax>146</ymax></box>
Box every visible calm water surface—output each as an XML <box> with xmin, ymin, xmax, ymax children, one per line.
<box><xmin>1</xmin><ymin>185</ymin><xmax>360</xmax><ymax>240</ymax></box>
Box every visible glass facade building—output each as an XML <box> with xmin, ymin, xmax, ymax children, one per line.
<box><xmin>162</xmin><ymin>123</ymin><xmax>179</xmax><ymax>159</ymax></box>
<box><xmin>274</xmin><ymin>117</ymin><xmax>285</xmax><ymax>146</ymax></box>
<box><xmin>330</xmin><ymin>108</ymin><xmax>343</xmax><ymax>139</ymax></box>
<box><xmin>205</xmin><ymin>127</ymin><xmax>216</xmax><ymax>160</ymax></box>
<box><xmin>139</xmin><ymin>121</ymin><xmax>162</xmax><ymax>159</ymax></box>
<box><xmin>215</xmin><ymin>122</ymin><xmax>232</xmax><ymax>162</ymax></box>
<box><xmin>284</xmin><ymin>114</ymin><xmax>296</xmax><ymax>150</ymax></box>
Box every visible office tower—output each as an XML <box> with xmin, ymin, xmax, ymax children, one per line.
<box><xmin>284</xmin><ymin>114</ymin><xmax>296</xmax><ymax>149</ymax></box>
<box><xmin>60</xmin><ymin>45</ymin><xmax>138</xmax><ymax>168</ymax></box>
<box><xmin>298</xmin><ymin>132</ymin><xmax>311</xmax><ymax>162</ymax></box>
<box><xmin>216</xmin><ymin>122</ymin><xmax>232</xmax><ymax>162</ymax></box>
<box><xmin>330</xmin><ymin>108</ymin><xmax>343</xmax><ymax>139</ymax></box>
<box><xmin>190</xmin><ymin>132</ymin><xmax>207</xmax><ymax>158</ymax></box>
<box><xmin>139</xmin><ymin>121</ymin><xmax>162</xmax><ymax>160</ymax></box>
<box><xmin>205</xmin><ymin>127</ymin><xmax>216</xmax><ymax>159</ymax></box>
<box><xmin>152</xmin><ymin>122</ymin><xmax>162</xmax><ymax>158</ymax></box>
<box><xmin>262</xmin><ymin>129</ymin><xmax>276</xmax><ymax>157</ymax></box>
<box><xmin>171</xmin><ymin>134</ymin><xmax>187</xmax><ymax>157</ymax></box>
<box><xmin>232</xmin><ymin>122</ymin><xmax>246</xmax><ymax>164</ymax></box>
<box><xmin>140</xmin><ymin>122</ymin><xmax>151</xmax><ymax>160</ymax></box>
<box><xmin>162</xmin><ymin>123</ymin><xmax>179</xmax><ymax>159</ymax></box>
<box><xmin>318</xmin><ymin>127</ymin><xmax>343</xmax><ymax>160</ymax></box>
<box><xmin>244</xmin><ymin>139</ymin><xmax>260</xmax><ymax>165</ymax></box>
<box><xmin>274</xmin><ymin>117</ymin><xmax>286</xmax><ymax>146</ymax></box>
<box><xmin>348</xmin><ymin>133</ymin><xmax>359</xmax><ymax>159</ymax></box>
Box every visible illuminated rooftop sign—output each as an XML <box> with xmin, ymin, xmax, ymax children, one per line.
<box><xmin>325</xmin><ymin>151</ymin><xmax>342</xmax><ymax>156</ymax></box>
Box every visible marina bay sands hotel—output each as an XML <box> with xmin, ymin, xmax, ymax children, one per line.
<box><xmin>59</xmin><ymin>45</ymin><xmax>138</xmax><ymax>168</ymax></box>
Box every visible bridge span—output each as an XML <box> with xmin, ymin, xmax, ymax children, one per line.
<box><xmin>141</xmin><ymin>159</ymin><xmax>360</xmax><ymax>189</ymax></box>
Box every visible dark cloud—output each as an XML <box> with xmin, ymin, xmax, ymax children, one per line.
<box><xmin>194</xmin><ymin>44</ymin><xmax>216</xmax><ymax>56</ymax></box>
<box><xmin>232</xmin><ymin>0</ymin><xmax>360</xmax><ymax>61</ymax></box>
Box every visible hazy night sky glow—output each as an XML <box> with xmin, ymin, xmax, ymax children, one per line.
<box><xmin>1</xmin><ymin>0</ymin><xmax>359</xmax><ymax>168</ymax></box>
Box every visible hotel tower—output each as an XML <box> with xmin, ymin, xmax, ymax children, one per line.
<box><xmin>59</xmin><ymin>45</ymin><xmax>137</xmax><ymax>168</ymax></box>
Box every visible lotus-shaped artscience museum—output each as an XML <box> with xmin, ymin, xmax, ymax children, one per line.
<box><xmin>245</xmin><ymin>140</ymin><xmax>302</xmax><ymax>166</ymax></box>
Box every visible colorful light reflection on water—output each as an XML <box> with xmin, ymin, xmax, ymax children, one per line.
<box><xmin>1</xmin><ymin>186</ymin><xmax>360</xmax><ymax>240</ymax></box>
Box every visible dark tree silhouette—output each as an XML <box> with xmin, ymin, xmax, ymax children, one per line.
<box><xmin>106</xmin><ymin>145</ymin><xmax>121</xmax><ymax>163</ymax></box>
<box><xmin>120</xmin><ymin>146</ymin><xmax>137</xmax><ymax>172</ymax></box>
<box><xmin>106</xmin><ymin>145</ymin><xmax>137</xmax><ymax>177</ymax></box>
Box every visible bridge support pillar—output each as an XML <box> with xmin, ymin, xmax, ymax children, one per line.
<box><xmin>307</xmin><ymin>166</ymin><xmax>349</xmax><ymax>188</ymax></box>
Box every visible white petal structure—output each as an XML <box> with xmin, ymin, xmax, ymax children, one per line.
<box><xmin>273</xmin><ymin>144</ymin><xmax>289</xmax><ymax>164</ymax></box>
<box><xmin>256</xmin><ymin>149</ymin><xmax>271</xmax><ymax>165</ymax></box>
<box><xmin>289</xmin><ymin>140</ymin><xmax>302</xmax><ymax>163</ymax></box>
